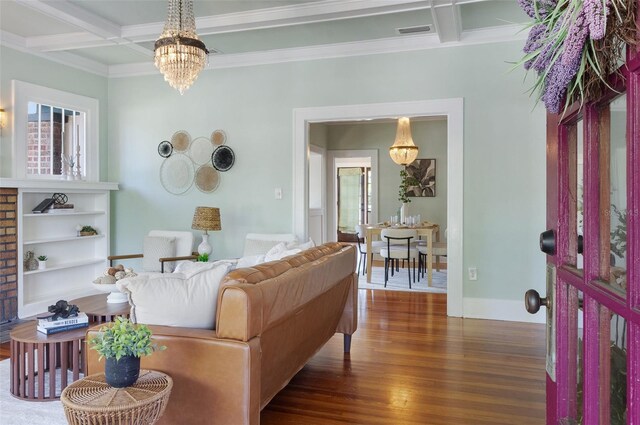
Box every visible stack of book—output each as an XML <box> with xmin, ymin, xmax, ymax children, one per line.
<box><xmin>37</xmin><ymin>312</ymin><xmax>89</xmax><ymax>335</ymax></box>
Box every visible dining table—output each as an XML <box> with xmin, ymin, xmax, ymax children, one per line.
<box><xmin>365</xmin><ymin>223</ymin><xmax>440</xmax><ymax>286</ymax></box>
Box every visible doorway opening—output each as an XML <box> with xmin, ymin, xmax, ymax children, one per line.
<box><xmin>335</xmin><ymin>159</ymin><xmax>371</xmax><ymax>242</ymax></box>
<box><xmin>293</xmin><ymin>99</ymin><xmax>464</xmax><ymax>317</ymax></box>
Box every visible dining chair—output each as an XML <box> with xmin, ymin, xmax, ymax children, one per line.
<box><xmin>418</xmin><ymin>227</ymin><xmax>447</xmax><ymax>276</ymax></box>
<box><xmin>418</xmin><ymin>241</ymin><xmax>447</xmax><ymax>276</ymax></box>
<box><xmin>380</xmin><ymin>228</ymin><xmax>419</xmax><ymax>288</ymax></box>
<box><xmin>355</xmin><ymin>224</ymin><xmax>384</xmax><ymax>276</ymax></box>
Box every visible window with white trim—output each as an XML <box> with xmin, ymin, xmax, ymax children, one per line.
<box><xmin>13</xmin><ymin>81</ymin><xmax>99</xmax><ymax>181</ymax></box>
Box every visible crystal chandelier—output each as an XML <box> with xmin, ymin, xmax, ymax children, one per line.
<box><xmin>154</xmin><ymin>0</ymin><xmax>208</xmax><ymax>95</ymax></box>
<box><xmin>389</xmin><ymin>117</ymin><xmax>419</xmax><ymax>165</ymax></box>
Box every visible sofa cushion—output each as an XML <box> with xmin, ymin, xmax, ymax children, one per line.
<box><xmin>143</xmin><ymin>236</ymin><xmax>176</xmax><ymax>272</ymax></box>
<box><xmin>117</xmin><ymin>260</ymin><xmax>233</xmax><ymax>329</ymax></box>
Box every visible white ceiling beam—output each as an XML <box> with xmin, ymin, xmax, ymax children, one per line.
<box><xmin>15</xmin><ymin>0</ymin><xmax>122</xmax><ymax>40</ymax></box>
<box><xmin>109</xmin><ymin>24</ymin><xmax>526</xmax><ymax>78</ymax></box>
<box><xmin>123</xmin><ymin>0</ymin><xmax>433</xmax><ymax>42</ymax></box>
<box><xmin>430</xmin><ymin>0</ymin><xmax>463</xmax><ymax>43</ymax></box>
<box><xmin>15</xmin><ymin>0</ymin><xmax>153</xmax><ymax>56</ymax></box>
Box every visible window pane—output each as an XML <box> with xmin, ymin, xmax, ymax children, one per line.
<box><xmin>601</xmin><ymin>309</ymin><xmax>627</xmax><ymax>424</ymax></box>
<box><xmin>25</xmin><ymin>101</ymin><xmax>86</xmax><ymax>179</ymax></box>
<box><xmin>600</xmin><ymin>94</ymin><xmax>627</xmax><ymax>295</ymax></box>
<box><xmin>576</xmin><ymin>120</ymin><xmax>584</xmax><ymax>269</ymax></box>
<box><xmin>338</xmin><ymin>167</ymin><xmax>361</xmax><ymax>234</ymax></box>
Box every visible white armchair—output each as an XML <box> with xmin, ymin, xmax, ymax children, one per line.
<box><xmin>108</xmin><ymin>230</ymin><xmax>197</xmax><ymax>273</ymax></box>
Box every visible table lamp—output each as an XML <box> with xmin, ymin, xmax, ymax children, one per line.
<box><xmin>191</xmin><ymin>206</ymin><xmax>221</xmax><ymax>256</ymax></box>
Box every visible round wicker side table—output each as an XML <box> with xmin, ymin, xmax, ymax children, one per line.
<box><xmin>61</xmin><ymin>370</ymin><xmax>172</xmax><ymax>425</ymax></box>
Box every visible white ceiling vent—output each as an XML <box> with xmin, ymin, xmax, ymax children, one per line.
<box><xmin>396</xmin><ymin>25</ymin><xmax>432</xmax><ymax>35</ymax></box>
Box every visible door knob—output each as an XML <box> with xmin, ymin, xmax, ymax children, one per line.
<box><xmin>539</xmin><ymin>229</ymin><xmax>556</xmax><ymax>255</ymax></box>
<box><xmin>525</xmin><ymin>289</ymin><xmax>549</xmax><ymax>314</ymax></box>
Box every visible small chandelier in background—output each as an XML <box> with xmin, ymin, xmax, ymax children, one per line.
<box><xmin>389</xmin><ymin>117</ymin><xmax>418</xmax><ymax>165</ymax></box>
<box><xmin>154</xmin><ymin>0</ymin><xmax>209</xmax><ymax>95</ymax></box>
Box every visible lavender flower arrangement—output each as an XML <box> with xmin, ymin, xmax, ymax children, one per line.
<box><xmin>517</xmin><ymin>0</ymin><xmax>636</xmax><ymax>114</ymax></box>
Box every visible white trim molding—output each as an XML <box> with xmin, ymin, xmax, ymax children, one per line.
<box><xmin>463</xmin><ymin>298</ymin><xmax>546</xmax><ymax>324</ymax></box>
<box><xmin>293</xmin><ymin>98</ymin><xmax>464</xmax><ymax>317</ymax></box>
<box><xmin>12</xmin><ymin>80</ymin><xmax>100</xmax><ymax>182</ymax></box>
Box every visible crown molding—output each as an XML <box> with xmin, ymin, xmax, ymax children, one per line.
<box><xmin>0</xmin><ymin>30</ymin><xmax>109</xmax><ymax>77</ymax></box>
<box><xmin>109</xmin><ymin>24</ymin><xmax>526</xmax><ymax>78</ymax></box>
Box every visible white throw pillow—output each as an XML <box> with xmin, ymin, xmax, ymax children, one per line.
<box><xmin>236</xmin><ymin>254</ymin><xmax>266</xmax><ymax>268</ymax></box>
<box><xmin>287</xmin><ymin>238</ymin><xmax>315</xmax><ymax>251</ymax></box>
<box><xmin>143</xmin><ymin>236</ymin><xmax>176</xmax><ymax>272</ymax></box>
<box><xmin>264</xmin><ymin>242</ymin><xmax>301</xmax><ymax>262</ymax></box>
<box><xmin>117</xmin><ymin>261</ymin><xmax>232</xmax><ymax>329</ymax></box>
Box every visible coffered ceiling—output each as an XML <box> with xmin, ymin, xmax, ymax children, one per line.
<box><xmin>0</xmin><ymin>0</ymin><xmax>528</xmax><ymax>77</ymax></box>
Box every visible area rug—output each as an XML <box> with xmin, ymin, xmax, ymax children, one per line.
<box><xmin>358</xmin><ymin>265</ymin><xmax>447</xmax><ymax>293</ymax></box>
<box><xmin>0</xmin><ymin>359</ymin><xmax>68</xmax><ymax>425</ymax></box>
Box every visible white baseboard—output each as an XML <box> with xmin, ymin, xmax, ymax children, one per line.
<box><xmin>463</xmin><ymin>297</ymin><xmax>545</xmax><ymax>324</ymax></box>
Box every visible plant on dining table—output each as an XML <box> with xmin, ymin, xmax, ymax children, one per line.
<box><xmin>398</xmin><ymin>169</ymin><xmax>419</xmax><ymax>204</ymax></box>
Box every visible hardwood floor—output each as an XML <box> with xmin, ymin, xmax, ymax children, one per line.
<box><xmin>0</xmin><ymin>290</ymin><xmax>546</xmax><ymax>424</ymax></box>
<box><xmin>261</xmin><ymin>291</ymin><xmax>546</xmax><ymax>425</ymax></box>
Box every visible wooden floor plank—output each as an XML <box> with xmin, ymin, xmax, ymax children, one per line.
<box><xmin>261</xmin><ymin>290</ymin><xmax>546</xmax><ymax>425</ymax></box>
<box><xmin>0</xmin><ymin>290</ymin><xmax>546</xmax><ymax>424</ymax></box>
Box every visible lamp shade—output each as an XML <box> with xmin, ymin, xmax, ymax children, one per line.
<box><xmin>389</xmin><ymin>117</ymin><xmax>418</xmax><ymax>165</ymax></box>
<box><xmin>191</xmin><ymin>207</ymin><xmax>221</xmax><ymax>231</ymax></box>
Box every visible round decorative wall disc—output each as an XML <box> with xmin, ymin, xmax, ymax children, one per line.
<box><xmin>189</xmin><ymin>137</ymin><xmax>214</xmax><ymax>166</ymax></box>
<box><xmin>160</xmin><ymin>153</ymin><xmax>194</xmax><ymax>195</ymax></box>
<box><xmin>195</xmin><ymin>165</ymin><xmax>220</xmax><ymax>193</ymax></box>
<box><xmin>211</xmin><ymin>129</ymin><xmax>226</xmax><ymax>145</ymax></box>
<box><xmin>171</xmin><ymin>130</ymin><xmax>191</xmax><ymax>152</ymax></box>
<box><xmin>212</xmin><ymin>145</ymin><xmax>235</xmax><ymax>172</ymax></box>
<box><xmin>158</xmin><ymin>141</ymin><xmax>173</xmax><ymax>158</ymax></box>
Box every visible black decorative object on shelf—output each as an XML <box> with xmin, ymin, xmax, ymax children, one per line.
<box><xmin>52</xmin><ymin>193</ymin><xmax>68</xmax><ymax>205</ymax></box>
<box><xmin>158</xmin><ymin>141</ymin><xmax>173</xmax><ymax>158</ymax></box>
<box><xmin>47</xmin><ymin>300</ymin><xmax>79</xmax><ymax>320</ymax></box>
<box><xmin>32</xmin><ymin>198</ymin><xmax>55</xmax><ymax>213</ymax></box>
<box><xmin>212</xmin><ymin>145</ymin><xmax>235</xmax><ymax>172</ymax></box>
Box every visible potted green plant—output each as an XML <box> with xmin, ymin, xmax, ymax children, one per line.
<box><xmin>80</xmin><ymin>225</ymin><xmax>98</xmax><ymax>236</ymax></box>
<box><xmin>37</xmin><ymin>255</ymin><xmax>48</xmax><ymax>270</ymax></box>
<box><xmin>398</xmin><ymin>169</ymin><xmax>419</xmax><ymax>223</ymax></box>
<box><xmin>89</xmin><ymin>316</ymin><xmax>165</xmax><ymax>387</ymax></box>
<box><xmin>197</xmin><ymin>253</ymin><xmax>209</xmax><ymax>262</ymax></box>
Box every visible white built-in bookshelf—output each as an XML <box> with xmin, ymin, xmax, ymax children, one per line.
<box><xmin>3</xmin><ymin>180</ymin><xmax>118</xmax><ymax>318</ymax></box>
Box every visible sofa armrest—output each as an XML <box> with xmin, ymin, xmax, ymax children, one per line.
<box><xmin>86</xmin><ymin>325</ymin><xmax>261</xmax><ymax>425</ymax></box>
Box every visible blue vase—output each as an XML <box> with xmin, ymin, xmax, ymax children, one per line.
<box><xmin>105</xmin><ymin>355</ymin><xmax>140</xmax><ymax>388</ymax></box>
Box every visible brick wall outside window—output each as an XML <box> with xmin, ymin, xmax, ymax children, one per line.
<box><xmin>0</xmin><ymin>188</ymin><xmax>18</xmax><ymax>322</ymax></box>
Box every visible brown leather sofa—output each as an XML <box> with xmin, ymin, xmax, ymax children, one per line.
<box><xmin>86</xmin><ymin>242</ymin><xmax>358</xmax><ymax>425</ymax></box>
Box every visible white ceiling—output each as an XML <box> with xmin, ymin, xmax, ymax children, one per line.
<box><xmin>0</xmin><ymin>0</ymin><xmax>528</xmax><ymax>78</ymax></box>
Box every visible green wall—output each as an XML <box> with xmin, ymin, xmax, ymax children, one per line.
<box><xmin>106</xmin><ymin>40</ymin><xmax>546</xmax><ymax>302</ymax></box>
<box><xmin>318</xmin><ymin>119</ymin><xmax>448</xmax><ymax>231</ymax></box>
<box><xmin>1</xmin><ymin>39</ymin><xmax>547</xmax><ymax>305</ymax></box>
<box><xmin>0</xmin><ymin>46</ymin><xmax>109</xmax><ymax>179</ymax></box>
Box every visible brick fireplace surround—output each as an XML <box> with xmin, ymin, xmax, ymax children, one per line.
<box><xmin>0</xmin><ymin>188</ymin><xmax>18</xmax><ymax>323</ymax></box>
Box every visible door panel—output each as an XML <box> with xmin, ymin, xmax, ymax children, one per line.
<box><xmin>535</xmin><ymin>42</ymin><xmax>639</xmax><ymax>425</ymax></box>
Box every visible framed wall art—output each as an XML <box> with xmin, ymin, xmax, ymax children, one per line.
<box><xmin>405</xmin><ymin>159</ymin><xmax>436</xmax><ymax>197</ymax></box>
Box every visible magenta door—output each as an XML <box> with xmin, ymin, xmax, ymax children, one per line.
<box><xmin>526</xmin><ymin>20</ymin><xmax>640</xmax><ymax>425</ymax></box>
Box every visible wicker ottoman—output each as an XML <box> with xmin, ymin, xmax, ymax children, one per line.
<box><xmin>61</xmin><ymin>370</ymin><xmax>172</xmax><ymax>425</ymax></box>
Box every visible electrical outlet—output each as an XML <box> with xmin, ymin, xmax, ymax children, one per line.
<box><xmin>468</xmin><ymin>267</ymin><xmax>478</xmax><ymax>281</ymax></box>
<box><xmin>275</xmin><ymin>188</ymin><xmax>282</xmax><ymax>200</ymax></box>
